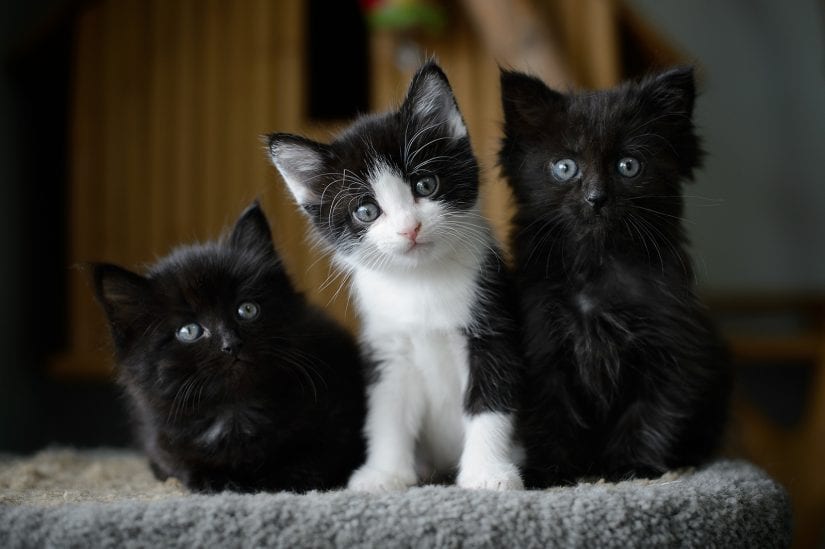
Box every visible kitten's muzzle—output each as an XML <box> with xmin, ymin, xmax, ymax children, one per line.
<box><xmin>397</xmin><ymin>221</ymin><xmax>422</xmax><ymax>242</ymax></box>
<box><xmin>220</xmin><ymin>330</ymin><xmax>243</xmax><ymax>357</ymax></box>
<box><xmin>584</xmin><ymin>186</ymin><xmax>607</xmax><ymax>210</ymax></box>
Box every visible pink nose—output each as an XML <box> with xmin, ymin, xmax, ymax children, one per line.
<box><xmin>398</xmin><ymin>222</ymin><xmax>422</xmax><ymax>241</ymax></box>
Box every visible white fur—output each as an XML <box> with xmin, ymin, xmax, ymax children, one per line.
<box><xmin>457</xmin><ymin>412</ymin><xmax>523</xmax><ymax>490</ymax></box>
<box><xmin>269</xmin><ymin>142</ymin><xmax>324</xmax><ymax>205</ymax></box>
<box><xmin>198</xmin><ymin>415</ymin><xmax>229</xmax><ymax>446</ymax></box>
<box><xmin>345</xmin><ymin>165</ymin><xmax>521</xmax><ymax>492</ymax></box>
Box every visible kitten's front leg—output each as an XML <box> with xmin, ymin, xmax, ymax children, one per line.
<box><xmin>457</xmin><ymin>327</ymin><xmax>524</xmax><ymax>490</ymax></box>
<box><xmin>457</xmin><ymin>411</ymin><xmax>523</xmax><ymax>490</ymax></box>
<box><xmin>348</xmin><ymin>346</ymin><xmax>424</xmax><ymax>492</ymax></box>
<box><xmin>603</xmin><ymin>391</ymin><xmax>690</xmax><ymax>479</ymax></box>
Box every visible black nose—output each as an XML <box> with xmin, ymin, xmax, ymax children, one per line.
<box><xmin>221</xmin><ymin>332</ymin><xmax>242</xmax><ymax>356</ymax></box>
<box><xmin>585</xmin><ymin>188</ymin><xmax>607</xmax><ymax>209</ymax></box>
<box><xmin>221</xmin><ymin>343</ymin><xmax>240</xmax><ymax>356</ymax></box>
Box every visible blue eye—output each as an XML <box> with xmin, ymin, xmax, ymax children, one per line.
<box><xmin>551</xmin><ymin>159</ymin><xmax>578</xmax><ymax>182</ymax></box>
<box><xmin>353</xmin><ymin>201</ymin><xmax>381</xmax><ymax>223</ymax></box>
<box><xmin>237</xmin><ymin>301</ymin><xmax>260</xmax><ymax>321</ymax></box>
<box><xmin>618</xmin><ymin>157</ymin><xmax>642</xmax><ymax>178</ymax></box>
<box><xmin>414</xmin><ymin>175</ymin><xmax>439</xmax><ymax>197</ymax></box>
<box><xmin>176</xmin><ymin>323</ymin><xmax>203</xmax><ymax>343</ymax></box>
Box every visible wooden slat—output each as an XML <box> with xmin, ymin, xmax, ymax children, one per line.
<box><xmin>368</xmin><ymin>30</ymin><xmax>404</xmax><ymax>111</ymax></box>
<box><xmin>727</xmin><ymin>335</ymin><xmax>823</xmax><ymax>362</ymax></box>
<box><xmin>125</xmin><ymin>0</ymin><xmax>150</xmax><ymax>264</ymax></box>
<box><xmin>558</xmin><ymin>0</ymin><xmax>621</xmax><ymax>88</ymax></box>
<box><xmin>460</xmin><ymin>0</ymin><xmax>571</xmax><ymax>88</ymax></box>
<box><xmin>172</xmin><ymin>0</ymin><xmax>195</xmax><ymax>242</ymax></box>
<box><xmin>581</xmin><ymin>0</ymin><xmax>621</xmax><ymax>88</ymax></box>
<box><xmin>56</xmin><ymin>5</ymin><xmax>107</xmax><ymax>377</ymax></box>
<box><xmin>57</xmin><ymin>0</ymin><xmax>326</xmax><ymax>376</ymax></box>
<box><xmin>201</xmin><ymin>0</ymin><xmax>223</xmax><ymax>237</ymax></box>
<box><xmin>706</xmin><ymin>294</ymin><xmax>825</xmax><ymax>313</ymax></box>
<box><xmin>260</xmin><ymin>0</ymin><xmax>289</xmax><ymax>255</ymax></box>
<box><xmin>248</xmin><ymin>0</ymin><xmax>273</xmax><ymax>215</ymax></box>
<box><xmin>147</xmin><ymin>0</ymin><xmax>174</xmax><ymax>255</ymax></box>
<box><xmin>100</xmin><ymin>0</ymin><xmax>121</xmax><ymax>262</ymax></box>
<box><xmin>224</xmin><ymin>1</ymin><xmax>248</xmax><ymax>220</ymax></box>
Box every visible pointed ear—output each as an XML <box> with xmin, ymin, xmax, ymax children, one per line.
<box><xmin>644</xmin><ymin>66</ymin><xmax>696</xmax><ymax>117</ymax></box>
<box><xmin>500</xmin><ymin>69</ymin><xmax>565</xmax><ymax>134</ymax></box>
<box><xmin>644</xmin><ymin>66</ymin><xmax>702</xmax><ymax>179</ymax></box>
<box><xmin>229</xmin><ymin>201</ymin><xmax>278</xmax><ymax>259</ymax></box>
<box><xmin>401</xmin><ymin>61</ymin><xmax>467</xmax><ymax>139</ymax></box>
<box><xmin>92</xmin><ymin>263</ymin><xmax>151</xmax><ymax>312</ymax></box>
<box><xmin>90</xmin><ymin>262</ymin><xmax>153</xmax><ymax>348</ymax></box>
<box><xmin>267</xmin><ymin>133</ymin><xmax>329</xmax><ymax>207</ymax></box>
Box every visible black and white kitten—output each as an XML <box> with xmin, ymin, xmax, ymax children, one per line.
<box><xmin>267</xmin><ymin>61</ymin><xmax>524</xmax><ymax>491</ymax></box>
<box><xmin>499</xmin><ymin>67</ymin><xmax>731</xmax><ymax>486</ymax></box>
<box><xmin>91</xmin><ymin>202</ymin><xmax>366</xmax><ymax>492</ymax></box>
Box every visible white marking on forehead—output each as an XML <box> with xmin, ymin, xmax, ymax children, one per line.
<box><xmin>370</xmin><ymin>162</ymin><xmax>413</xmax><ymax>215</ymax></box>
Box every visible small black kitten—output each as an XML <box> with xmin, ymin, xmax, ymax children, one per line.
<box><xmin>499</xmin><ymin>67</ymin><xmax>731</xmax><ymax>486</ymax></box>
<box><xmin>91</xmin><ymin>202</ymin><xmax>365</xmax><ymax>492</ymax></box>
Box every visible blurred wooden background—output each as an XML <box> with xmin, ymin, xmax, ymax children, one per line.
<box><xmin>50</xmin><ymin>0</ymin><xmax>820</xmax><ymax>546</ymax></box>
<box><xmin>57</xmin><ymin>0</ymin><xmax>674</xmax><ymax>378</ymax></box>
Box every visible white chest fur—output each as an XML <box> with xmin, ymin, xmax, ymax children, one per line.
<box><xmin>353</xmin><ymin>261</ymin><xmax>477</xmax><ymax>472</ymax></box>
<box><xmin>353</xmin><ymin>260</ymin><xmax>478</xmax><ymax>333</ymax></box>
<box><xmin>347</xmin><ymin>251</ymin><xmax>523</xmax><ymax>491</ymax></box>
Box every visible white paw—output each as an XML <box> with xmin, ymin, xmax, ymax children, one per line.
<box><xmin>347</xmin><ymin>465</ymin><xmax>417</xmax><ymax>492</ymax></box>
<box><xmin>457</xmin><ymin>462</ymin><xmax>524</xmax><ymax>491</ymax></box>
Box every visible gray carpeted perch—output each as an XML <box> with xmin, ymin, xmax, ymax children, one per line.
<box><xmin>0</xmin><ymin>449</ymin><xmax>791</xmax><ymax>548</ymax></box>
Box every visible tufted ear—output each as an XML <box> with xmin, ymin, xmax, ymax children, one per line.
<box><xmin>642</xmin><ymin>66</ymin><xmax>702</xmax><ymax>180</ymax></box>
<box><xmin>228</xmin><ymin>201</ymin><xmax>278</xmax><ymax>259</ymax></box>
<box><xmin>401</xmin><ymin>60</ymin><xmax>467</xmax><ymax>139</ymax></box>
<box><xmin>500</xmin><ymin>68</ymin><xmax>566</xmax><ymax>135</ymax></box>
<box><xmin>644</xmin><ymin>66</ymin><xmax>696</xmax><ymax>118</ymax></box>
<box><xmin>90</xmin><ymin>262</ymin><xmax>153</xmax><ymax>350</ymax></box>
<box><xmin>267</xmin><ymin>133</ymin><xmax>330</xmax><ymax>207</ymax></box>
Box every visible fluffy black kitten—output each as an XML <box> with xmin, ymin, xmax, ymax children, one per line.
<box><xmin>499</xmin><ymin>67</ymin><xmax>731</xmax><ymax>486</ymax></box>
<box><xmin>91</xmin><ymin>202</ymin><xmax>365</xmax><ymax>492</ymax></box>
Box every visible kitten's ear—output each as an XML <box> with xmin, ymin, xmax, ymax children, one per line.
<box><xmin>500</xmin><ymin>69</ymin><xmax>565</xmax><ymax>133</ymax></box>
<box><xmin>229</xmin><ymin>201</ymin><xmax>278</xmax><ymax>259</ymax></box>
<box><xmin>401</xmin><ymin>61</ymin><xmax>467</xmax><ymax>139</ymax></box>
<box><xmin>645</xmin><ymin>66</ymin><xmax>696</xmax><ymax>117</ymax></box>
<box><xmin>267</xmin><ymin>133</ymin><xmax>329</xmax><ymax>207</ymax></box>
<box><xmin>91</xmin><ymin>263</ymin><xmax>153</xmax><ymax>346</ymax></box>
<box><xmin>644</xmin><ymin>66</ymin><xmax>702</xmax><ymax>179</ymax></box>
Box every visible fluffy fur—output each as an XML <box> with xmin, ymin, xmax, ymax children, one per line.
<box><xmin>91</xmin><ymin>203</ymin><xmax>366</xmax><ymax>492</ymax></box>
<box><xmin>268</xmin><ymin>61</ymin><xmax>524</xmax><ymax>491</ymax></box>
<box><xmin>499</xmin><ymin>67</ymin><xmax>731</xmax><ymax>487</ymax></box>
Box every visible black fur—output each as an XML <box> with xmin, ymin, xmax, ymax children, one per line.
<box><xmin>499</xmin><ymin>67</ymin><xmax>731</xmax><ymax>486</ymax></box>
<box><xmin>463</xmin><ymin>251</ymin><xmax>522</xmax><ymax>415</ymax></box>
<box><xmin>91</xmin><ymin>202</ymin><xmax>366</xmax><ymax>492</ymax></box>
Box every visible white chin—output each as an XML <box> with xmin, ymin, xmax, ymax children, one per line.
<box><xmin>384</xmin><ymin>245</ymin><xmax>437</xmax><ymax>268</ymax></box>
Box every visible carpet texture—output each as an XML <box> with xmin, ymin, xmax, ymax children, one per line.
<box><xmin>0</xmin><ymin>449</ymin><xmax>791</xmax><ymax>548</ymax></box>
